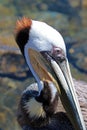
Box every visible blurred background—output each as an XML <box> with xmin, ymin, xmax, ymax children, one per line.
<box><xmin>0</xmin><ymin>0</ymin><xmax>87</xmax><ymax>130</ymax></box>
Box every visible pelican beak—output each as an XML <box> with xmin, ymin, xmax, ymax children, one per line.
<box><xmin>50</xmin><ymin>59</ymin><xmax>86</xmax><ymax>130</ymax></box>
<box><xmin>28</xmin><ymin>48</ymin><xmax>86</xmax><ymax>130</ymax></box>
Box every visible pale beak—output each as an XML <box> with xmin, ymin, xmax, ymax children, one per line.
<box><xmin>28</xmin><ymin>48</ymin><xmax>86</xmax><ymax>130</ymax></box>
<box><xmin>51</xmin><ymin>59</ymin><xmax>86</xmax><ymax>130</ymax></box>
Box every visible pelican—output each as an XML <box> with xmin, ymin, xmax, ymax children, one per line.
<box><xmin>15</xmin><ymin>17</ymin><xmax>86</xmax><ymax>130</ymax></box>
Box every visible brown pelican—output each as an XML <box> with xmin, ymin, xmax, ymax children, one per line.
<box><xmin>15</xmin><ymin>17</ymin><xmax>86</xmax><ymax>130</ymax></box>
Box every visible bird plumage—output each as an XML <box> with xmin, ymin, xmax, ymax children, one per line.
<box><xmin>17</xmin><ymin>79</ymin><xmax>87</xmax><ymax>130</ymax></box>
<box><xmin>17</xmin><ymin>81</ymin><xmax>74</xmax><ymax>130</ymax></box>
<box><xmin>55</xmin><ymin>79</ymin><xmax>87</xmax><ymax>128</ymax></box>
<box><xmin>74</xmin><ymin>79</ymin><xmax>87</xmax><ymax>127</ymax></box>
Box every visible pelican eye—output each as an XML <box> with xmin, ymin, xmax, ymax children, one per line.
<box><xmin>40</xmin><ymin>48</ymin><xmax>66</xmax><ymax>64</ymax></box>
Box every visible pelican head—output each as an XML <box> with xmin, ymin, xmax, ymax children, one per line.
<box><xmin>15</xmin><ymin>17</ymin><xmax>86</xmax><ymax>130</ymax></box>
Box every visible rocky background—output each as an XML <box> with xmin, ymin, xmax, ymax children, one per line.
<box><xmin>0</xmin><ymin>0</ymin><xmax>87</xmax><ymax>130</ymax></box>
